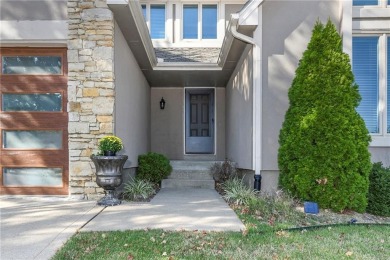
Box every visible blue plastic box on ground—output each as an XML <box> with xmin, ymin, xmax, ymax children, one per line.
<box><xmin>304</xmin><ymin>201</ymin><xmax>319</xmax><ymax>214</ymax></box>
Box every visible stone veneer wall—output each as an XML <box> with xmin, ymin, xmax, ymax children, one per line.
<box><xmin>67</xmin><ymin>0</ymin><xmax>115</xmax><ymax>199</ymax></box>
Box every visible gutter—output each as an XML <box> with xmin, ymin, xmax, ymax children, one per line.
<box><xmin>229</xmin><ymin>0</ymin><xmax>264</xmax><ymax>191</ymax></box>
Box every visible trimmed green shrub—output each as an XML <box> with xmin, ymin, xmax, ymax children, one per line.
<box><xmin>123</xmin><ymin>178</ymin><xmax>155</xmax><ymax>201</ymax></box>
<box><xmin>278</xmin><ymin>20</ymin><xmax>371</xmax><ymax>212</ymax></box>
<box><xmin>367</xmin><ymin>162</ymin><xmax>390</xmax><ymax>216</ymax></box>
<box><xmin>137</xmin><ymin>152</ymin><xmax>172</xmax><ymax>184</ymax></box>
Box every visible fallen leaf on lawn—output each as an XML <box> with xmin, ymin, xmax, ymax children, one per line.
<box><xmin>124</xmin><ymin>244</ymin><xmax>129</xmax><ymax>247</ymax></box>
<box><xmin>380</xmin><ymin>239</ymin><xmax>385</xmax><ymax>243</ymax></box>
<box><xmin>150</xmin><ymin>237</ymin><xmax>156</xmax><ymax>242</ymax></box>
<box><xmin>346</xmin><ymin>251</ymin><xmax>353</xmax><ymax>256</ymax></box>
<box><xmin>101</xmin><ymin>234</ymin><xmax>106</xmax><ymax>238</ymax></box>
<box><xmin>276</xmin><ymin>231</ymin><xmax>289</xmax><ymax>238</ymax></box>
<box><xmin>127</xmin><ymin>254</ymin><xmax>134</xmax><ymax>260</ymax></box>
<box><xmin>162</xmin><ymin>252</ymin><xmax>167</xmax><ymax>256</ymax></box>
<box><xmin>168</xmin><ymin>257</ymin><xmax>174</xmax><ymax>260</ymax></box>
<box><xmin>161</xmin><ymin>240</ymin><xmax>167</xmax><ymax>244</ymax></box>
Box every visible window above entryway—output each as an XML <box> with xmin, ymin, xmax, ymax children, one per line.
<box><xmin>141</xmin><ymin>4</ymin><xmax>166</xmax><ymax>39</ymax></box>
<box><xmin>140</xmin><ymin>1</ymin><xmax>234</xmax><ymax>48</ymax></box>
<box><xmin>183</xmin><ymin>4</ymin><xmax>218</xmax><ymax>40</ymax></box>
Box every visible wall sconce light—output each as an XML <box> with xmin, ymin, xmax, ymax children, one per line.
<box><xmin>160</xmin><ymin>97</ymin><xmax>166</xmax><ymax>110</ymax></box>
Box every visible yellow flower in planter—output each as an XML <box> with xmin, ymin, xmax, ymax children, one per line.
<box><xmin>98</xmin><ymin>135</ymin><xmax>123</xmax><ymax>156</ymax></box>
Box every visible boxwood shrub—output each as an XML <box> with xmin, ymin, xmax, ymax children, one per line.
<box><xmin>137</xmin><ymin>152</ymin><xmax>172</xmax><ymax>184</ymax></box>
<box><xmin>367</xmin><ymin>162</ymin><xmax>390</xmax><ymax>216</ymax></box>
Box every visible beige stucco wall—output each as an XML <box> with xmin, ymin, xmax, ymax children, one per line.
<box><xmin>151</xmin><ymin>88</ymin><xmax>185</xmax><ymax>159</ymax></box>
<box><xmin>260</xmin><ymin>0</ymin><xmax>341</xmax><ymax>173</ymax></box>
<box><xmin>150</xmin><ymin>87</ymin><xmax>225</xmax><ymax>160</ymax></box>
<box><xmin>370</xmin><ymin>148</ymin><xmax>390</xmax><ymax>166</ymax></box>
<box><xmin>225</xmin><ymin>46</ymin><xmax>253</xmax><ymax>170</ymax></box>
<box><xmin>114</xmin><ymin>22</ymin><xmax>151</xmax><ymax>168</ymax></box>
<box><xmin>0</xmin><ymin>0</ymin><xmax>68</xmax><ymax>44</ymax></box>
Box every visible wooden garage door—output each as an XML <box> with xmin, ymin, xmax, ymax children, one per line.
<box><xmin>0</xmin><ymin>48</ymin><xmax>68</xmax><ymax>195</ymax></box>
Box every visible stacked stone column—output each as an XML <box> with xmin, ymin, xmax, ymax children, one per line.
<box><xmin>67</xmin><ymin>0</ymin><xmax>115</xmax><ymax>198</ymax></box>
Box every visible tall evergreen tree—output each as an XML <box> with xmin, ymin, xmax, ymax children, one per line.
<box><xmin>278</xmin><ymin>20</ymin><xmax>371</xmax><ymax>212</ymax></box>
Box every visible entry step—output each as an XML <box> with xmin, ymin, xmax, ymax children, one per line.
<box><xmin>161</xmin><ymin>160</ymin><xmax>222</xmax><ymax>189</ymax></box>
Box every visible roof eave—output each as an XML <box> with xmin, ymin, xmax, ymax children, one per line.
<box><xmin>218</xmin><ymin>0</ymin><xmax>262</xmax><ymax>68</ymax></box>
<box><xmin>107</xmin><ymin>0</ymin><xmax>157</xmax><ymax>69</ymax></box>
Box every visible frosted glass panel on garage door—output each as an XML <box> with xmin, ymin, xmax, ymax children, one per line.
<box><xmin>3</xmin><ymin>130</ymin><xmax>62</xmax><ymax>149</ymax></box>
<box><xmin>3</xmin><ymin>168</ymin><xmax>62</xmax><ymax>187</ymax></box>
<box><xmin>2</xmin><ymin>56</ymin><xmax>62</xmax><ymax>75</ymax></box>
<box><xmin>2</xmin><ymin>93</ymin><xmax>62</xmax><ymax>111</ymax></box>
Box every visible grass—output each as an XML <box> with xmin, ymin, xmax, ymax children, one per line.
<box><xmin>53</xmin><ymin>225</ymin><xmax>390</xmax><ymax>259</ymax></box>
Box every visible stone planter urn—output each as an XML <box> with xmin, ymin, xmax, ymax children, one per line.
<box><xmin>90</xmin><ymin>155</ymin><xmax>128</xmax><ymax>206</ymax></box>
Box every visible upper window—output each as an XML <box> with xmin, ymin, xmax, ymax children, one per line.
<box><xmin>183</xmin><ymin>4</ymin><xmax>217</xmax><ymax>40</ymax></box>
<box><xmin>141</xmin><ymin>4</ymin><xmax>166</xmax><ymax>39</ymax></box>
<box><xmin>353</xmin><ymin>0</ymin><xmax>378</xmax><ymax>5</ymax></box>
<box><xmin>183</xmin><ymin>5</ymin><xmax>198</xmax><ymax>39</ymax></box>
<box><xmin>202</xmin><ymin>5</ymin><xmax>217</xmax><ymax>39</ymax></box>
<box><xmin>352</xmin><ymin>36</ymin><xmax>389</xmax><ymax>136</ymax></box>
<box><xmin>150</xmin><ymin>5</ymin><xmax>165</xmax><ymax>39</ymax></box>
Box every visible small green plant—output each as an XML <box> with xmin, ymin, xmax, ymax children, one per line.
<box><xmin>123</xmin><ymin>178</ymin><xmax>155</xmax><ymax>201</ymax></box>
<box><xmin>137</xmin><ymin>152</ymin><xmax>172</xmax><ymax>184</ymax></box>
<box><xmin>222</xmin><ymin>178</ymin><xmax>257</xmax><ymax>205</ymax></box>
<box><xmin>210</xmin><ymin>158</ymin><xmax>237</xmax><ymax>183</ymax></box>
<box><xmin>98</xmin><ymin>135</ymin><xmax>123</xmax><ymax>155</ymax></box>
<box><xmin>367</xmin><ymin>162</ymin><xmax>390</xmax><ymax>217</ymax></box>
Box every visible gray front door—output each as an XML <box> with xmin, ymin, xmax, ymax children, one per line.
<box><xmin>185</xmin><ymin>89</ymin><xmax>214</xmax><ymax>154</ymax></box>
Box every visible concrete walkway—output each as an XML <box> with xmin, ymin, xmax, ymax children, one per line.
<box><xmin>0</xmin><ymin>188</ymin><xmax>244</xmax><ymax>260</ymax></box>
<box><xmin>82</xmin><ymin>188</ymin><xmax>244</xmax><ymax>232</ymax></box>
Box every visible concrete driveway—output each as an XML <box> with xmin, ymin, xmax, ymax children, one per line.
<box><xmin>0</xmin><ymin>197</ymin><xmax>100</xmax><ymax>260</ymax></box>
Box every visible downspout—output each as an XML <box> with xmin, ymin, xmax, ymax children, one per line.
<box><xmin>230</xmin><ymin>15</ymin><xmax>262</xmax><ymax>191</ymax></box>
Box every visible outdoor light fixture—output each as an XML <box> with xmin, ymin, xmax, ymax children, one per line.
<box><xmin>160</xmin><ymin>97</ymin><xmax>166</xmax><ymax>110</ymax></box>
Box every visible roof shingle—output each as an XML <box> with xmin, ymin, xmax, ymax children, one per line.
<box><xmin>154</xmin><ymin>47</ymin><xmax>221</xmax><ymax>63</ymax></box>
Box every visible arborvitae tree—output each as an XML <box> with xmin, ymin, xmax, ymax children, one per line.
<box><xmin>278</xmin><ymin>20</ymin><xmax>372</xmax><ymax>212</ymax></box>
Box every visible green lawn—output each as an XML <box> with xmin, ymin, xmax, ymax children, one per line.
<box><xmin>53</xmin><ymin>225</ymin><xmax>390</xmax><ymax>259</ymax></box>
